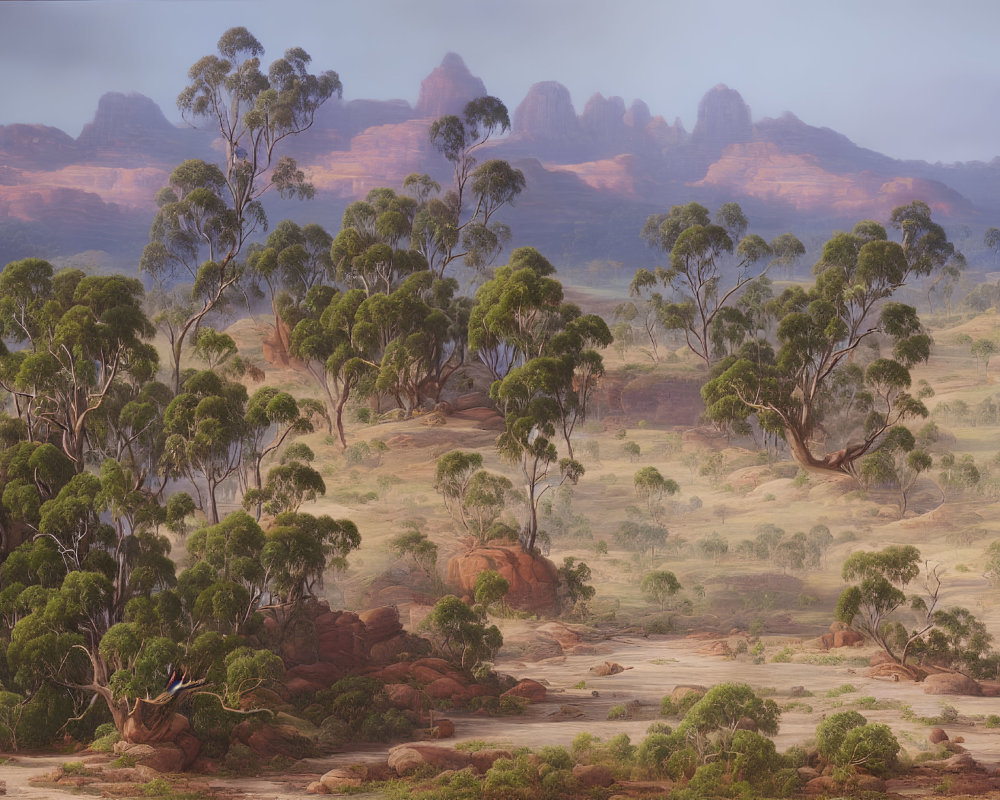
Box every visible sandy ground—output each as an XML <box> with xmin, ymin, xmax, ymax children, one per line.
<box><xmin>2</xmin><ymin>631</ymin><xmax>998</xmax><ymax>797</ymax></box>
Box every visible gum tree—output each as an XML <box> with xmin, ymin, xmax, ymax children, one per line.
<box><xmin>635</xmin><ymin>202</ymin><xmax>803</xmax><ymax>367</ymax></box>
<box><xmin>703</xmin><ymin>211</ymin><xmax>951</xmax><ymax>476</ymax></box>
<box><xmin>142</xmin><ymin>27</ymin><xmax>341</xmax><ymax>391</ymax></box>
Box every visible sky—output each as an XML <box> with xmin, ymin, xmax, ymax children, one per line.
<box><xmin>1</xmin><ymin>0</ymin><xmax>998</xmax><ymax>164</ymax></box>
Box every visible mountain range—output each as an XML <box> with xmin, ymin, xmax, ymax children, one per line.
<box><xmin>2</xmin><ymin>53</ymin><xmax>999</xmax><ymax>274</ymax></box>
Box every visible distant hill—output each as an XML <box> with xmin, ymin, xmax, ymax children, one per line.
<box><xmin>2</xmin><ymin>53</ymin><xmax>998</xmax><ymax>274</ymax></box>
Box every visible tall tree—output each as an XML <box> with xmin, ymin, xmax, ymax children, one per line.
<box><xmin>703</xmin><ymin>210</ymin><xmax>951</xmax><ymax>476</ymax></box>
<box><xmin>635</xmin><ymin>202</ymin><xmax>803</xmax><ymax>367</ymax></box>
<box><xmin>416</xmin><ymin>96</ymin><xmax>525</xmax><ymax>278</ymax></box>
<box><xmin>142</xmin><ymin>28</ymin><xmax>341</xmax><ymax>391</ymax></box>
<box><xmin>0</xmin><ymin>261</ymin><xmax>157</xmax><ymax>470</ymax></box>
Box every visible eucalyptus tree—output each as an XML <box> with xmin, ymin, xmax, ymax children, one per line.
<box><xmin>492</xmin><ymin>360</ymin><xmax>585</xmax><ymax>554</ymax></box>
<box><xmin>241</xmin><ymin>386</ymin><xmax>320</xmax><ymax>519</ymax></box>
<box><xmin>0</xmin><ymin>260</ymin><xmax>157</xmax><ymax>470</ymax></box>
<box><xmin>468</xmin><ymin>247</ymin><xmax>567</xmax><ymax>381</ymax></box>
<box><xmin>415</xmin><ymin>96</ymin><xmax>526</xmax><ymax>278</ymax></box>
<box><xmin>331</xmin><ymin>188</ymin><xmax>425</xmax><ymax>296</ymax></box>
<box><xmin>858</xmin><ymin>426</ymin><xmax>933</xmax><ymax>517</ymax></box>
<box><xmin>352</xmin><ymin>271</ymin><xmax>470</xmax><ymax>414</ymax></box>
<box><xmin>635</xmin><ymin>202</ymin><xmax>804</xmax><ymax>367</ymax></box>
<box><xmin>161</xmin><ymin>370</ymin><xmax>248</xmax><ymax>524</ymax></box>
<box><xmin>703</xmin><ymin>209</ymin><xmax>951</xmax><ymax>477</ymax></box>
<box><xmin>288</xmin><ymin>287</ymin><xmax>372</xmax><ymax>446</ymax></box>
<box><xmin>247</xmin><ymin>219</ymin><xmax>333</xmax><ymax>341</ymax></box>
<box><xmin>142</xmin><ymin>28</ymin><xmax>341</xmax><ymax>391</ymax></box>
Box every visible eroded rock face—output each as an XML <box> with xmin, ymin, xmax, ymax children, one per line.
<box><xmin>446</xmin><ymin>545</ymin><xmax>560</xmax><ymax>614</ymax></box>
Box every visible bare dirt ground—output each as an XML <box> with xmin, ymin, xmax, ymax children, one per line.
<box><xmin>2</xmin><ymin>633</ymin><xmax>985</xmax><ymax>799</ymax></box>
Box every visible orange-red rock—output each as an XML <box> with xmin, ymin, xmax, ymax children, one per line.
<box><xmin>447</xmin><ymin>546</ymin><xmax>560</xmax><ymax>614</ymax></box>
<box><xmin>501</xmin><ymin>679</ymin><xmax>547</xmax><ymax>703</ymax></box>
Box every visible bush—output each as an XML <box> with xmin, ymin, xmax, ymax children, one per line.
<box><xmin>499</xmin><ymin>695</ymin><xmax>529</xmax><ymax>715</ymax></box>
<box><xmin>816</xmin><ymin>710</ymin><xmax>867</xmax><ymax>761</ymax></box>
<box><xmin>836</xmin><ymin>723</ymin><xmax>900</xmax><ymax>776</ymax></box>
<box><xmin>607</xmin><ymin>704</ymin><xmax>628</xmax><ymax>720</ymax></box>
<box><xmin>660</xmin><ymin>690</ymin><xmax>701</xmax><ymax>718</ymax></box>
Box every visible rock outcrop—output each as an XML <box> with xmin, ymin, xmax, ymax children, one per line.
<box><xmin>447</xmin><ymin>545</ymin><xmax>561</xmax><ymax>614</ymax></box>
<box><xmin>267</xmin><ymin>601</ymin><xmax>412</xmax><ymax>694</ymax></box>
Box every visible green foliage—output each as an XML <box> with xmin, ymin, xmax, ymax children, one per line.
<box><xmin>703</xmin><ymin>205</ymin><xmax>954</xmax><ymax>474</ymax></box>
<box><xmin>836</xmin><ymin>723</ymin><xmax>900</xmax><ymax>776</ymax></box>
<box><xmin>677</xmin><ymin>683</ymin><xmax>780</xmax><ymax>760</ymax></box>
<box><xmin>641</xmin><ymin>570</ymin><xmax>682</xmax><ymax>611</ymax></box>
<box><xmin>434</xmin><ymin>451</ymin><xmax>512</xmax><ymax>542</ymax></box>
<box><xmin>557</xmin><ymin>557</ymin><xmax>596</xmax><ymax>609</ymax></box>
<box><xmin>816</xmin><ymin>710</ymin><xmax>868</xmax><ymax>760</ymax></box>
<box><xmin>836</xmin><ymin>544</ymin><xmax>921</xmax><ymax>661</ymax></box>
<box><xmin>474</xmin><ymin>569</ymin><xmax>510</xmax><ymax>614</ymax></box>
<box><xmin>425</xmin><ymin>595</ymin><xmax>502</xmax><ymax>670</ymax></box>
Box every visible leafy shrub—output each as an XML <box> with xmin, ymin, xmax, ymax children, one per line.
<box><xmin>836</xmin><ymin>723</ymin><xmax>900</xmax><ymax>776</ymax></box>
<box><xmin>816</xmin><ymin>710</ymin><xmax>867</xmax><ymax>761</ymax></box>
<box><xmin>499</xmin><ymin>695</ymin><xmax>528</xmax><ymax>715</ymax></box>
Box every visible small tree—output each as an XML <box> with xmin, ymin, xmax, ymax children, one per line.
<box><xmin>633</xmin><ymin>466</ymin><xmax>679</xmax><ymax>525</ymax></box>
<box><xmin>474</xmin><ymin>569</ymin><xmax>510</xmax><ymax>616</ymax></box>
<box><xmin>677</xmin><ymin>683</ymin><xmax>780</xmax><ymax>761</ymax></box>
<box><xmin>558</xmin><ymin>557</ymin><xmax>596</xmax><ymax>612</ymax></box>
<box><xmin>425</xmin><ymin>595</ymin><xmax>502</xmax><ymax>671</ymax></box>
<box><xmin>836</xmin><ymin>545</ymin><xmax>942</xmax><ymax>665</ymax></box>
<box><xmin>970</xmin><ymin>338</ymin><xmax>999</xmax><ymax>379</ymax></box>
<box><xmin>641</xmin><ymin>570</ymin><xmax>682</xmax><ymax>611</ymax></box>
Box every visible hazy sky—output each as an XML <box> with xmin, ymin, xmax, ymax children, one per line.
<box><xmin>2</xmin><ymin>0</ymin><xmax>998</xmax><ymax>164</ymax></box>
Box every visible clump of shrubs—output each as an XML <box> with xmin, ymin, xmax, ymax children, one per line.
<box><xmin>300</xmin><ymin>676</ymin><xmax>413</xmax><ymax>748</ymax></box>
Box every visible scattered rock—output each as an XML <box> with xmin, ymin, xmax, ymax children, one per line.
<box><xmin>470</xmin><ymin>748</ymin><xmax>513</xmax><ymax>773</ymax></box>
<box><xmin>306</xmin><ymin>781</ymin><xmax>330</xmax><ymax>794</ymax></box>
<box><xmin>549</xmin><ymin>704</ymin><xmax>586</xmax><ymax>719</ymax></box>
<box><xmin>387</xmin><ymin>743</ymin><xmax>472</xmax><ymax>775</ymax></box>
<box><xmin>572</xmin><ymin>763</ymin><xmax>615</xmax><ymax>788</ymax></box>
<box><xmin>853</xmin><ymin>775</ymin><xmax>886</xmax><ymax>792</ymax></box>
<box><xmin>425</xmin><ymin>718</ymin><xmax>455</xmax><ymax>739</ymax></box>
<box><xmin>832</xmin><ymin>629</ymin><xmax>864</xmax><ymax>648</ymax></box>
<box><xmin>924</xmin><ymin>672</ymin><xmax>983</xmax><ymax>696</ymax></box>
<box><xmin>695</xmin><ymin>640</ymin><xmax>731</xmax><ymax>657</ymax></box>
<box><xmin>590</xmin><ymin>661</ymin><xmax>628</xmax><ymax>676</ymax></box>
<box><xmin>929</xmin><ymin>727</ymin><xmax>950</xmax><ymax>744</ymax></box>
<box><xmin>670</xmin><ymin>685</ymin><xmax>706</xmax><ymax>705</ymax></box>
<box><xmin>319</xmin><ymin>768</ymin><xmax>363</xmax><ymax>791</ymax></box>
<box><xmin>501</xmin><ymin>679</ymin><xmax>547</xmax><ymax>703</ymax></box>
<box><xmin>797</xmin><ymin>766</ymin><xmax>819</xmax><ymax>780</ymax></box>
<box><xmin>804</xmin><ymin>775</ymin><xmax>837</xmax><ymax>794</ymax></box>
<box><xmin>424</xmin><ymin>676</ymin><xmax>472</xmax><ymax>702</ymax></box>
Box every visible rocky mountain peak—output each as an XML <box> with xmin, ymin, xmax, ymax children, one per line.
<box><xmin>512</xmin><ymin>81</ymin><xmax>582</xmax><ymax>141</ymax></box>
<box><xmin>691</xmin><ymin>83</ymin><xmax>752</xmax><ymax>149</ymax></box>
<box><xmin>414</xmin><ymin>53</ymin><xmax>488</xmax><ymax>118</ymax></box>
<box><xmin>76</xmin><ymin>93</ymin><xmax>178</xmax><ymax>149</ymax></box>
